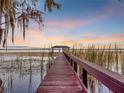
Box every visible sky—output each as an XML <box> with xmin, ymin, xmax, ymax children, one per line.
<box><xmin>6</xmin><ymin>0</ymin><xmax>124</xmax><ymax>48</ymax></box>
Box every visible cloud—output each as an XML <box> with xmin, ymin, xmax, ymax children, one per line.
<box><xmin>47</xmin><ymin>36</ymin><xmax>67</xmax><ymax>42</ymax></box>
<box><xmin>46</xmin><ymin>19</ymin><xmax>82</xmax><ymax>29</ymax></box>
<box><xmin>7</xmin><ymin>29</ymin><xmax>49</xmax><ymax>47</ymax></box>
<box><xmin>45</xmin><ymin>13</ymin><xmax>108</xmax><ymax>31</ymax></box>
<box><xmin>78</xmin><ymin>33</ymin><xmax>124</xmax><ymax>48</ymax></box>
<box><xmin>6</xmin><ymin>28</ymin><xmax>124</xmax><ymax>48</ymax></box>
<box><xmin>47</xmin><ymin>32</ymin><xmax>124</xmax><ymax>47</ymax></box>
<box><xmin>7</xmin><ymin>26</ymin><xmax>124</xmax><ymax>48</ymax></box>
<box><xmin>7</xmin><ymin>29</ymin><xmax>75</xmax><ymax>47</ymax></box>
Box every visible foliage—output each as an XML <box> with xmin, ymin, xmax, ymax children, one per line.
<box><xmin>0</xmin><ymin>0</ymin><xmax>60</xmax><ymax>47</ymax></box>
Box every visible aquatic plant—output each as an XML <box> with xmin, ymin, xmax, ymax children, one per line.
<box><xmin>70</xmin><ymin>43</ymin><xmax>124</xmax><ymax>74</ymax></box>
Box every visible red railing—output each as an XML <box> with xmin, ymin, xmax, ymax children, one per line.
<box><xmin>63</xmin><ymin>52</ymin><xmax>124</xmax><ymax>93</ymax></box>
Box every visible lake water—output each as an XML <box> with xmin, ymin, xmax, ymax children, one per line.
<box><xmin>0</xmin><ymin>52</ymin><xmax>53</xmax><ymax>93</ymax></box>
<box><xmin>0</xmin><ymin>50</ymin><xmax>124</xmax><ymax>93</ymax></box>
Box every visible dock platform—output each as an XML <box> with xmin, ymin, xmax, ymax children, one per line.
<box><xmin>35</xmin><ymin>53</ymin><xmax>83</xmax><ymax>93</ymax></box>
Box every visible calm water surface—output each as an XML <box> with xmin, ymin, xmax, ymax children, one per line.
<box><xmin>0</xmin><ymin>52</ymin><xmax>52</xmax><ymax>93</ymax></box>
<box><xmin>0</xmin><ymin>50</ymin><xmax>124</xmax><ymax>93</ymax></box>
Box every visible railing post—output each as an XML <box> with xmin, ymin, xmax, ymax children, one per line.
<box><xmin>71</xmin><ymin>61</ymin><xmax>72</xmax><ymax>66</ymax></box>
<box><xmin>74</xmin><ymin>62</ymin><xmax>77</xmax><ymax>72</ymax></box>
<box><xmin>70</xmin><ymin>59</ymin><xmax>73</xmax><ymax>66</ymax></box>
<box><xmin>83</xmin><ymin>68</ymin><xmax>88</xmax><ymax>88</ymax></box>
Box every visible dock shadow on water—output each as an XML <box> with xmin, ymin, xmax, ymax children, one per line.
<box><xmin>0</xmin><ymin>49</ymin><xmax>56</xmax><ymax>93</ymax></box>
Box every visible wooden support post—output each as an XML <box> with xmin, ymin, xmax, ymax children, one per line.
<box><xmin>83</xmin><ymin>68</ymin><xmax>88</xmax><ymax>88</ymax></box>
<box><xmin>70</xmin><ymin>59</ymin><xmax>73</xmax><ymax>66</ymax></box>
<box><xmin>74</xmin><ymin>62</ymin><xmax>77</xmax><ymax>72</ymax></box>
<box><xmin>68</xmin><ymin>57</ymin><xmax>70</xmax><ymax>63</ymax></box>
<box><xmin>70</xmin><ymin>57</ymin><xmax>71</xmax><ymax>63</ymax></box>
<box><xmin>68</xmin><ymin>56</ymin><xmax>70</xmax><ymax>61</ymax></box>
<box><xmin>71</xmin><ymin>61</ymin><xmax>72</xmax><ymax>66</ymax></box>
<box><xmin>72</xmin><ymin>61</ymin><xmax>74</xmax><ymax>68</ymax></box>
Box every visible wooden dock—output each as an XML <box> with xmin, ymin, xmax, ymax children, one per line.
<box><xmin>35</xmin><ymin>53</ymin><xmax>84</xmax><ymax>93</ymax></box>
<box><xmin>36</xmin><ymin>52</ymin><xmax>124</xmax><ymax>93</ymax></box>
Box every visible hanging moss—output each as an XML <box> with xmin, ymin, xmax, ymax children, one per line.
<box><xmin>0</xmin><ymin>0</ymin><xmax>60</xmax><ymax>47</ymax></box>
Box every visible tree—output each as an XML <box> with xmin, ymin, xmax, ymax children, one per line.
<box><xmin>0</xmin><ymin>0</ymin><xmax>60</xmax><ymax>47</ymax></box>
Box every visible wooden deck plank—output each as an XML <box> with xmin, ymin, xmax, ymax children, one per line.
<box><xmin>35</xmin><ymin>53</ymin><xmax>83</xmax><ymax>93</ymax></box>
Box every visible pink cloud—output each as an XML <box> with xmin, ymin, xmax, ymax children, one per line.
<box><xmin>49</xmin><ymin>33</ymin><xmax>124</xmax><ymax>47</ymax></box>
<box><xmin>79</xmin><ymin>33</ymin><xmax>124</xmax><ymax>48</ymax></box>
<box><xmin>46</xmin><ymin>14</ymin><xmax>107</xmax><ymax>30</ymax></box>
<box><xmin>47</xmin><ymin>36</ymin><xmax>72</xmax><ymax>43</ymax></box>
<box><xmin>6</xmin><ymin>26</ymin><xmax>124</xmax><ymax>48</ymax></box>
<box><xmin>7</xmin><ymin>29</ymin><xmax>74</xmax><ymax>47</ymax></box>
<box><xmin>46</xmin><ymin>19</ymin><xmax>82</xmax><ymax>29</ymax></box>
<box><xmin>7</xmin><ymin>29</ymin><xmax>50</xmax><ymax>47</ymax></box>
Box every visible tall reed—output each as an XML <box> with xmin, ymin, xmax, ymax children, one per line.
<box><xmin>40</xmin><ymin>47</ymin><xmax>45</xmax><ymax>80</ymax></box>
<box><xmin>70</xmin><ymin>43</ymin><xmax>123</xmax><ymax>74</ymax></box>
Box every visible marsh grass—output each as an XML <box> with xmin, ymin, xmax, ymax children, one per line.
<box><xmin>70</xmin><ymin>44</ymin><xmax>124</xmax><ymax>74</ymax></box>
<box><xmin>70</xmin><ymin>44</ymin><xmax>124</xmax><ymax>93</ymax></box>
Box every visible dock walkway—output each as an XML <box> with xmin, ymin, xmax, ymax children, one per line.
<box><xmin>35</xmin><ymin>53</ymin><xmax>83</xmax><ymax>93</ymax></box>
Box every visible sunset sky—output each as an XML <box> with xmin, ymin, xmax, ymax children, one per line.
<box><xmin>7</xmin><ymin>0</ymin><xmax>124</xmax><ymax>48</ymax></box>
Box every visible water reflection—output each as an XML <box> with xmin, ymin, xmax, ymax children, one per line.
<box><xmin>86</xmin><ymin>52</ymin><xmax>124</xmax><ymax>93</ymax></box>
<box><xmin>0</xmin><ymin>53</ymin><xmax>54</xmax><ymax>93</ymax></box>
<box><xmin>87</xmin><ymin>75</ymin><xmax>113</xmax><ymax>93</ymax></box>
